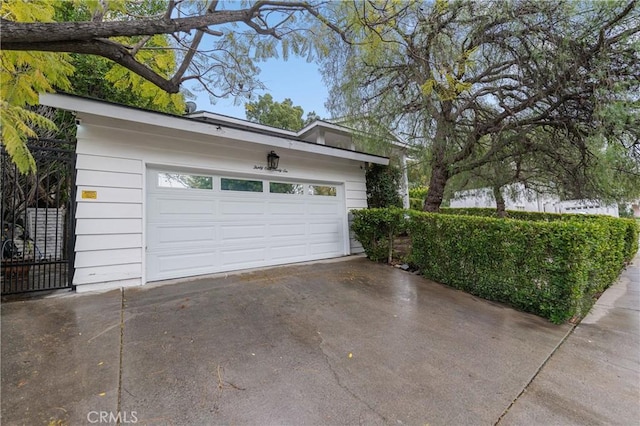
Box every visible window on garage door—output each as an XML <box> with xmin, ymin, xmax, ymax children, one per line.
<box><xmin>221</xmin><ymin>177</ymin><xmax>263</xmax><ymax>192</ymax></box>
<box><xmin>309</xmin><ymin>185</ymin><xmax>337</xmax><ymax>196</ymax></box>
<box><xmin>269</xmin><ymin>182</ymin><xmax>304</xmax><ymax>195</ymax></box>
<box><xmin>157</xmin><ymin>172</ymin><xmax>213</xmax><ymax>189</ymax></box>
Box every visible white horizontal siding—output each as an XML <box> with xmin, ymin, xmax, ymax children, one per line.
<box><xmin>346</xmin><ymin>180</ymin><xmax>367</xmax><ymax>192</ymax></box>
<box><xmin>345</xmin><ymin>179</ymin><xmax>367</xmax><ymax>210</ymax></box>
<box><xmin>346</xmin><ymin>189</ymin><xmax>366</xmax><ymax>200</ymax></box>
<box><xmin>345</xmin><ymin>177</ymin><xmax>367</xmax><ymax>253</ymax></box>
<box><xmin>76</xmin><ymin>170</ymin><xmax>142</xmax><ymax>189</ymax></box>
<box><xmin>76</xmin><ymin>203</ymin><xmax>141</xmax><ymax>219</ymax></box>
<box><xmin>75</xmin><ymin>248</ymin><xmax>142</xmax><ymax>268</ymax></box>
<box><xmin>76</xmin><ymin>219</ymin><xmax>142</xmax><ymax>235</ymax></box>
<box><xmin>76</xmin><ymin>154</ymin><xmax>142</xmax><ymax>174</ymax></box>
<box><xmin>74</xmin><ymin>263</ymin><xmax>142</xmax><ymax>285</ymax></box>
<box><xmin>344</xmin><ymin>176</ymin><xmax>367</xmax><ymax>254</ymax></box>
<box><xmin>346</xmin><ymin>199</ymin><xmax>368</xmax><ymax>210</ymax></box>
<box><xmin>76</xmin><ymin>234</ymin><xmax>142</xmax><ymax>251</ymax></box>
<box><xmin>350</xmin><ymin>240</ymin><xmax>364</xmax><ymax>254</ymax></box>
<box><xmin>76</xmin><ymin>186</ymin><xmax>142</xmax><ymax>203</ymax></box>
<box><xmin>74</xmin><ymin>154</ymin><xmax>143</xmax><ymax>289</ymax></box>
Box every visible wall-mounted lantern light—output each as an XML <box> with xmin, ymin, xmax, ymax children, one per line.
<box><xmin>267</xmin><ymin>151</ymin><xmax>280</xmax><ymax>170</ymax></box>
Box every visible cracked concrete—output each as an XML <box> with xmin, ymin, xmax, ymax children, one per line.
<box><xmin>318</xmin><ymin>331</ymin><xmax>388</xmax><ymax>424</ymax></box>
<box><xmin>2</xmin><ymin>254</ymin><xmax>638</xmax><ymax>425</ymax></box>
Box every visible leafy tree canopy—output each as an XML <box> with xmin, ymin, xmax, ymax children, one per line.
<box><xmin>53</xmin><ymin>0</ymin><xmax>185</xmax><ymax>113</ymax></box>
<box><xmin>321</xmin><ymin>0</ymin><xmax>640</xmax><ymax>211</ymax></box>
<box><xmin>245</xmin><ymin>93</ymin><xmax>305</xmax><ymax>131</ymax></box>
<box><xmin>2</xmin><ymin>0</ymin><xmax>342</xmax><ymax>173</ymax></box>
<box><xmin>1</xmin><ymin>0</ymin><xmax>74</xmax><ymax>172</ymax></box>
<box><xmin>303</xmin><ymin>110</ymin><xmax>322</xmax><ymax>127</ymax></box>
<box><xmin>1</xmin><ymin>0</ymin><xmax>186</xmax><ymax>173</ymax></box>
<box><xmin>244</xmin><ymin>94</ymin><xmax>323</xmax><ymax>131</ymax></box>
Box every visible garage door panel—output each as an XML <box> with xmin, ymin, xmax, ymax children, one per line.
<box><xmin>221</xmin><ymin>224</ymin><xmax>265</xmax><ymax>241</ymax></box>
<box><xmin>220</xmin><ymin>200</ymin><xmax>266</xmax><ymax>215</ymax></box>
<box><xmin>308</xmin><ymin>202</ymin><xmax>341</xmax><ymax>215</ymax></box>
<box><xmin>156</xmin><ymin>251</ymin><xmax>217</xmax><ymax>272</ymax></box>
<box><xmin>222</xmin><ymin>247</ymin><xmax>266</xmax><ymax>265</ymax></box>
<box><xmin>308</xmin><ymin>234</ymin><xmax>341</xmax><ymax>245</ymax></box>
<box><xmin>309</xmin><ymin>222</ymin><xmax>340</xmax><ymax>235</ymax></box>
<box><xmin>270</xmin><ymin>223</ymin><xmax>306</xmax><ymax>237</ymax></box>
<box><xmin>155</xmin><ymin>225</ymin><xmax>216</xmax><ymax>244</ymax></box>
<box><xmin>270</xmin><ymin>244</ymin><xmax>308</xmax><ymax>260</ymax></box>
<box><xmin>156</xmin><ymin>197</ymin><xmax>216</xmax><ymax>216</ymax></box>
<box><xmin>268</xmin><ymin>202</ymin><xmax>306</xmax><ymax>215</ymax></box>
<box><xmin>309</xmin><ymin>241</ymin><xmax>342</xmax><ymax>255</ymax></box>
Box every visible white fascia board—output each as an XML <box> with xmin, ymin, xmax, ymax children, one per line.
<box><xmin>40</xmin><ymin>93</ymin><xmax>389</xmax><ymax>165</ymax></box>
<box><xmin>298</xmin><ymin>120</ymin><xmax>353</xmax><ymax>138</ymax></box>
<box><xmin>187</xmin><ymin>111</ymin><xmax>300</xmax><ymax>137</ymax></box>
<box><xmin>189</xmin><ymin>114</ymin><xmax>353</xmax><ymax>140</ymax></box>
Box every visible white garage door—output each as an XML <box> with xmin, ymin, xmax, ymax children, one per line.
<box><xmin>146</xmin><ymin>168</ymin><xmax>346</xmax><ymax>281</ymax></box>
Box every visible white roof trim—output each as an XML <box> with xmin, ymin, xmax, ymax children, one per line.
<box><xmin>186</xmin><ymin>111</ymin><xmax>300</xmax><ymax>137</ymax></box>
<box><xmin>39</xmin><ymin>93</ymin><xmax>389</xmax><ymax>165</ymax></box>
<box><xmin>298</xmin><ymin>120</ymin><xmax>353</xmax><ymax>138</ymax></box>
<box><xmin>187</xmin><ymin>113</ymin><xmax>355</xmax><ymax>140</ymax></box>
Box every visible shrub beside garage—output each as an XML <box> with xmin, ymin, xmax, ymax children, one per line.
<box><xmin>408</xmin><ymin>187</ymin><xmax>429</xmax><ymax>211</ymax></box>
<box><xmin>351</xmin><ymin>208</ymin><xmax>639</xmax><ymax>323</ymax></box>
<box><xmin>351</xmin><ymin>208</ymin><xmax>408</xmax><ymax>263</ymax></box>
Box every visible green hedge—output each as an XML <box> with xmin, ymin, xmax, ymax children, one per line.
<box><xmin>410</xmin><ymin>198</ymin><xmax>423</xmax><ymax>211</ymax></box>
<box><xmin>351</xmin><ymin>208</ymin><xmax>408</xmax><ymax>262</ymax></box>
<box><xmin>623</xmin><ymin>219</ymin><xmax>640</xmax><ymax>261</ymax></box>
<box><xmin>410</xmin><ymin>212</ymin><xmax>634</xmax><ymax>323</ymax></box>
<box><xmin>409</xmin><ymin>186</ymin><xmax>429</xmax><ymax>200</ymax></box>
<box><xmin>443</xmin><ymin>207</ymin><xmax>602</xmax><ymax>221</ymax></box>
<box><xmin>409</xmin><ymin>187</ymin><xmax>428</xmax><ymax>211</ymax></box>
<box><xmin>442</xmin><ymin>208</ymin><xmax>639</xmax><ymax>261</ymax></box>
<box><xmin>351</xmin><ymin>207</ymin><xmax>639</xmax><ymax>324</ymax></box>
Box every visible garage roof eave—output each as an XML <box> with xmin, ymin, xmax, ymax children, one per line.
<box><xmin>39</xmin><ymin>93</ymin><xmax>389</xmax><ymax>166</ymax></box>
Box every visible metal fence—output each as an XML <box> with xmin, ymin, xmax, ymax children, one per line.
<box><xmin>1</xmin><ymin>139</ymin><xmax>76</xmax><ymax>295</ymax></box>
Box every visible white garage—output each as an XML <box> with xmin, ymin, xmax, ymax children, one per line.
<box><xmin>40</xmin><ymin>93</ymin><xmax>389</xmax><ymax>293</ymax></box>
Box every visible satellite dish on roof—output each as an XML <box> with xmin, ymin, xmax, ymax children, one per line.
<box><xmin>185</xmin><ymin>101</ymin><xmax>197</xmax><ymax>114</ymax></box>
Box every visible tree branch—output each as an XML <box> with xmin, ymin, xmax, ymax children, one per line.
<box><xmin>8</xmin><ymin>38</ymin><xmax>181</xmax><ymax>93</ymax></box>
<box><xmin>171</xmin><ymin>0</ymin><xmax>219</xmax><ymax>86</ymax></box>
<box><xmin>0</xmin><ymin>1</ymin><xmax>328</xmax><ymax>48</ymax></box>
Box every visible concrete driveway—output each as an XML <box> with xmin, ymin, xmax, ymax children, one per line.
<box><xmin>1</xmin><ymin>256</ymin><xmax>636</xmax><ymax>425</ymax></box>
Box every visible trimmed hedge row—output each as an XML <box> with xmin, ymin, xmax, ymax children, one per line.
<box><xmin>351</xmin><ymin>208</ymin><xmax>639</xmax><ymax>323</ymax></box>
<box><xmin>442</xmin><ymin>208</ymin><xmax>639</xmax><ymax>261</ymax></box>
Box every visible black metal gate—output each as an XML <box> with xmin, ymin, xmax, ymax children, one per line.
<box><xmin>1</xmin><ymin>138</ymin><xmax>76</xmax><ymax>295</ymax></box>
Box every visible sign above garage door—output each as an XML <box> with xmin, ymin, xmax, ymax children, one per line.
<box><xmin>146</xmin><ymin>169</ymin><xmax>347</xmax><ymax>282</ymax></box>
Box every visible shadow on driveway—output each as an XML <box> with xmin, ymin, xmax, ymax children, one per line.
<box><xmin>2</xmin><ymin>257</ymin><xmax>572</xmax><ymax>425</ymax></box>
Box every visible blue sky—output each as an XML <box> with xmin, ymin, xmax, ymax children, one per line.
<box><xmin>191</xmin><ymin>56</ymin><xmax>330</xmax><ymax>120</ymax></box>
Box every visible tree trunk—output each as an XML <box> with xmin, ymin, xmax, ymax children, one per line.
<box><xmin>423</xmin><ymin>163</ymin><xmax>449</xmax><ymax>212</ymax></box>
<box><xmin>493</xmin><ymin>185</ymin><xmax>506</xmax><ymax>218</ymax></box>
